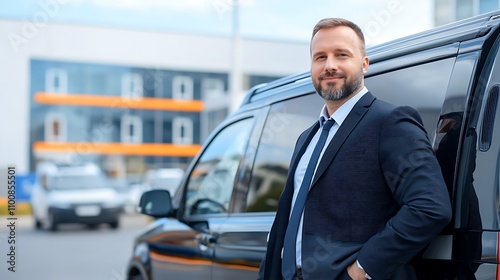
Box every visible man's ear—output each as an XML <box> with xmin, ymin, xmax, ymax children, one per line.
<box><xmin>362</xmin><ymin>56</ymin><xmax>370</xmax><ymax>74</ymax></box>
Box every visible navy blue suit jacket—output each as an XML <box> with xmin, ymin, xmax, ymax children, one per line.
<box><xmin>258</xmin><ymin>92</ymin><xmax>452</xmax><ymax>280</ymax></box>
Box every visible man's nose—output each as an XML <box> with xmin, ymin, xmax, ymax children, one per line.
<box><xmin>324</xmin><ymin>56</ymin><xmax>338</xmax><ymax>72</ymax></box>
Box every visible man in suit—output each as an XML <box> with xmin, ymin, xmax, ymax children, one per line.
<box><xmin>258</xmin><ymin>18</ymin><xmax>452</xmax><ymax>280</ymax></box>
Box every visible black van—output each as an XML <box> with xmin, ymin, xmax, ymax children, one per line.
<box><xmin>127</xmin><ymin>10</ymin><xmax>500</xmax><ymax>280</ymax></box>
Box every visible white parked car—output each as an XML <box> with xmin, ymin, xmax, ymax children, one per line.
<box><xmin>30</xmin><ymin>162</ymin><xmax>124</xmax><ymax>231</ymax></box>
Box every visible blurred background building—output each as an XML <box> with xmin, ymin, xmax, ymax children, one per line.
<box><xmin>435</xmin><ymin>0</ymin><xmax>500</xmax><ymax>25</ymax></box>
<box><xmin>0</xmin><ymin>18</ymin><xmax>309</xmax><ymax>181</ymax></box>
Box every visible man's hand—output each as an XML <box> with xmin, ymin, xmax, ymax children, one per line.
<box><xmin>347</xmin><ymin>261</ymin><xmax>367</xmax><ymax>280</ymax></box>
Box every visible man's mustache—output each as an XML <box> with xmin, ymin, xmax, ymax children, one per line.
<box><xmin>319</xmin><ymin>72</ymin><xmax>346</xmax><ymax>80</ymax></box>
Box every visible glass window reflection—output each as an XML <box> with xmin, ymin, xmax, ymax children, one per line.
<box><xmin>184</xmin><ymin>118</ymin><xmax>254</xmax><ymax>216</ymax></box>
<box><xmin>245</xmin><ymin>94</ymin><xmax>322</xmax><ymax>212</ymax></box>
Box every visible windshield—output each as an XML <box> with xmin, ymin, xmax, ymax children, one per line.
<box><xmin>48</xmin><ymin>174</ymin><xmax>109</xmax><ymax>190</ymax></box>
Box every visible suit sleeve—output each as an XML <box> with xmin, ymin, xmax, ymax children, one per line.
<box><xmin>357</xmin><ymin>106</ymin><xmax>452</xmax><ymax>279</ymax></box>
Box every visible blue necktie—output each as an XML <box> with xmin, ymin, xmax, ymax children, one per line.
<box><xmin>282</xmin><ymin>118</ymin><xmax>335</xmax><ymax>279</ymax></box>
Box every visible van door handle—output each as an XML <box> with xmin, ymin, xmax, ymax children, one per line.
<box><xmin>195</xmin><ymin>232</ymin><xmax>217</xmax><ymax>245</ymax></box>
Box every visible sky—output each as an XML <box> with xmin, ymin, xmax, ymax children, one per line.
<box><xmin>0</xmin><ymin>0</ymin><xmax>434</xmax><ymax>46</ymax></box>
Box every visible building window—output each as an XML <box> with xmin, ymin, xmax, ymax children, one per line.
<box><xmin>45</xmin><ymin>69</ymin><xmax>68</xmax><ymax>93</ymax></box>
<box><xmin>202</xmin><ymin>78</ymin><xmax>225</xmax><ymax>99</ymax></box>
<box><xmin>480</xmin><ymin>0</ymin><xmax>498</xmax><ymax>13</ymax></box>
<box><xmin>173</xmin><ymin>117</ymin><xmax>193</xmax><ymax>144</ymax></box>
<box><xmin>172</xmin><ymin>76</ymin><xmax>193</xmax><ymax>100</ymax></box>
<box><xmin>121</xmin><ymin>73</ymin><xmax>143</xmax><ymax>98</ymax></box>
<box><xmin>456</xmin><ymin>0</ymin><xmax>474</xmax><ymax>20</ymax></box>
<box><xmin>45</xmin><ymin>113</ymin><xmax>67</xmax><ymax>142</ymax></box>
<box><xmin>121</xmin><ymin>115</ymin><xmax>142</xmax><ymax>143</ymax></box>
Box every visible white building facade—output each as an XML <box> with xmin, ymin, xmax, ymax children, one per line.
<box><xmin>0</xmin><ymin>18</ymin><xmax>310</xmax><ymax>177</ymax></box>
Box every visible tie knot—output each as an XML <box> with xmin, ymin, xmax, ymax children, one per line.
<box><xmin>322</xmin><ymin>119</ymin><xmax>335</xmax><ymax>131</ymax></box>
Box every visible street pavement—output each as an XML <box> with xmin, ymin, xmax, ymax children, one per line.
<box><xmin>0</xmin><ymin>214</ymin><xmax>152</xmax><ymax>280</ymax></box>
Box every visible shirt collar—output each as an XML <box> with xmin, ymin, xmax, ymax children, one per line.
<box><xmin>319</xmin><ymin>87</ymin><xmax>368</xmax><ymax>126</ymax></box>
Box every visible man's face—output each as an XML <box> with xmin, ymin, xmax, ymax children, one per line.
<box><xmin>310</xmin><ymin>26</ymin><xmax>369</xmax><ymax>101</ymax></box>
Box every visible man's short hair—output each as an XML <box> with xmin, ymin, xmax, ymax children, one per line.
<box><xmin>312</xmin><ymin>18</ymin><xmax>366</xmax><ymax>55</ymax></box>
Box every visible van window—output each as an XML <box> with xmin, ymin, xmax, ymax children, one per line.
<box><xmin>245</xmin><ymin>94</ymin><xmax>322</xmax><ymax>212</ymax></box>
<box><xmin>184</xmin><ymin>118</ymin><xmax>254</xmax><ymax>216</ymax></box>
<box><xmin>365</xmin><ymin>57</ymin><xmax>455</xmax><ymax>137</ymax></box>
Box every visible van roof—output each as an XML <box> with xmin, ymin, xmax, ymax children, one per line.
<box><xmin>240</xmin><ymin>10</ymin><xmax>500</xmax><ymax>106</ymax></box>
<box><xmin>368</xmin><ymin>10</ymin><xmax>500</xmax><ymax>63</ymax></box>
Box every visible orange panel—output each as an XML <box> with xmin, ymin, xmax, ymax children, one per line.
<box><xmin>33</xmin><ymin>142</ymin><xmax>201</xmax><ymax>157</ymax></box>
<box><xmin>34</xmin><ymin>92</ymin><xmax>204</xmax><ymax>112</ymax></box>
<box><xmin>497</xmin><ymin>232</ymin><xmax>500</xmax><ymax>280</ymax></box>
<box><xmin>150</xmin><ymin>251</ymin><xmax>259</xmax><ymax>272</ymax></box>
<box><xmin>150</xmin><ymin>251</ymin><xmax>212</xmax><ymax>266</ymax></box>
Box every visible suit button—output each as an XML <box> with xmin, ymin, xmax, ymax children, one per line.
<box><xmin>385</xmin><ymin>273</ymin><xmax>391</xmax><ymax>279</ymax></box>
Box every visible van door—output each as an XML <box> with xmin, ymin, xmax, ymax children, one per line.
<box><xmin>211</xmin><ymin>93</ymin><xmax>323</xmax><ymax>279</ymax></box>
<box><xmin>453</xmin><ymin>35</ymin><xmax>500</xmax><ymax>279</ymax></box>
<box><xmin>148</xmin><ymin>117</ymin><xmax>255</xmax><ymax>280</ymax></box>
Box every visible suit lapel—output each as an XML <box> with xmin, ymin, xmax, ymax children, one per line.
<box><xmin>311</xmin><ymin>92</ymin><xmax>376</xmax><ymax>186</ymax></box>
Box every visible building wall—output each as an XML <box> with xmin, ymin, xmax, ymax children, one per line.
<box><xmin>0</xmin><ymin>18</ymin><xmax>310</xmax><ymax>174</ymax></box>
<box><xmin>435</xmin><ymin>0</ymin><xmax>500</xmax><ymax>26</ymax></box>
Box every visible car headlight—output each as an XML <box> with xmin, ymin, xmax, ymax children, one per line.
<box><xmin>49</xmin><ymin>201</ymin><xmax>72</xmax><ymax>209</ymax></box>
<box><xmin>134</xmin><ymin>242</ymin><xmax>149</xmax><ymax>263</ymax></box>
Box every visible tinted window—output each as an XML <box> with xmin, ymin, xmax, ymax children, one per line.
<box><xmin>184</xmin><ymin>118</ymin><xmax>254</xmax><ymax>216</ymax></box>
<box><xmin>365</xmin><ymin>58</ymin><xmax>455</xmax><ymax>137</ymax></box>
<box><xmin>245</xmin><ymin>94</ymin><xmax>323</xmax><ymax>212</ymax></box>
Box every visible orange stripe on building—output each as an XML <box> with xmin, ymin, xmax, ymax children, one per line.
<box><xmin>33</xmin><ymin>142</ymin><xmax>201</xmax><ymax>157</ymax></box>
<box><xmin>34</xmin><ymin>92</ymin><xmax>204</xmax><ymax>112</ymax></box>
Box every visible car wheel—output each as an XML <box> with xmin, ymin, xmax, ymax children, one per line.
<box><xmin>128</xmin><ymin>270</ymin><xmax>146</xmax><ymax>280</ymax></box>
<box><xmin>34</xmin><ymin>218</ymin><xmax>43</xmax><ymax>230</ymax></box>
<box><xmin>87</xmin><ymin>223</ymin><xmax>99</xmax><ymax>230</ymax></box>
<box><xmin>47</xmin><ymin>211</ymin><xmax>58</xmax><ymax>232</ymax></box>
<box><xmin>109</xmin><ymin>220</ymin><xmax>119</xmax><ymax>229</ymax></box>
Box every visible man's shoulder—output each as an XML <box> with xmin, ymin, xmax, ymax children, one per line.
<box><xmin>361</xmin><ymin>95</ymin><xmax>424</xmax><ymax>130</ymax></box>
<box><xmin>369</xmin><ymin>95</ymin><xmax>420</xmax><ymax>118</ymax></box>
<box><xmin>368</xmin><ymin>94</ymin><xmax>396</xmax><ymax>111</ymax></box>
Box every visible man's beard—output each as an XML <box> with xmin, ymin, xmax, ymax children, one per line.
<box><xmin>314</xmin><ymin>69</ymin><xmax>363</xmax><ymax>101</ymax></box>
